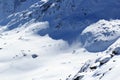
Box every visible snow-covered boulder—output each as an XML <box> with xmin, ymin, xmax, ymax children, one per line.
<box><xmin>80</xmin><ymin>20</ymin><xmax>120</xmax><ymax>52</ymax></box>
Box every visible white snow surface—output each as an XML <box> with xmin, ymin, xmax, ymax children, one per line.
<box><xmin>0</xmin><ymin>20</ymin><xmax>97</xmax><ymax>80</ymax></box>
<box><xmin>0</xmin><ymin>0</ymin><xmax>120</xmax><ymax>80</ymax></box>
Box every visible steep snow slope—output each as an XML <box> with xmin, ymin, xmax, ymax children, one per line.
<box><xmin>0</xmin><ymin>0</ymin><xmax>120</xmax><ymax>80</ymax></box>
<box><xmin>69</xmin><ymin>20</ymin><xmax>120</xmax><ymax>80</ymax></box>
<box><xmin>70</xmin><ymin>43</ymin><xmax>120</xmax><ymax>80</ymax></box>
<box><xmin>0</xmin><ymin>20</ymin><xmax>97</xmax><ymax>80</ymax></box>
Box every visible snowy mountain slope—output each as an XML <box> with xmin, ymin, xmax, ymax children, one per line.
<box><xmin>0</xmin><ymin>0</ymin><xmax>120</xmax><ymax>44</ymax></box>
<box><xmin>70</xmin><ymin>46</ymin><xmax>120</xmax><ymax>80</ymax></box>
<box><xmin>68</xmin><ymin>20</ymin><xmax>120</xmax><ymax>80</ymax></box>
<box><xmin>0</xmin><ymin>0</ymin><xmax>120</xmax><ymax>80</ymax></box>
<box><xmin>0</xmin><ymin>9</ymin><xmax>97</xmax><ymax>80</ymax></box>
<box><xmin>0</xmin><ymin>20</ymin><xmax>97</xmax><ymax>80</ymax></box>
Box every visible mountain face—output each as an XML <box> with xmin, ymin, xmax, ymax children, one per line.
<box><xmin>0</xmin><ymin>0</ymin><xmax>39</xmax><ymax>19</ymax></box>
<box><xmin>0</xmin><ymin>0</ymin><xmax>120</xmax><ymax>45</ymax></box>
<box><xmin>0</xmin><ymin>0</ymin><xmax>120</xmax><ymax>80</ymax></box>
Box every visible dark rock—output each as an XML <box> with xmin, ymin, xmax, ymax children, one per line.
<box><xmin>90</xmin><ymin>66</ymin><xmax>97</xmax><ymax>70</ymax></box>
<box><xmin>32</xmin><ymin>54</ymin><xmax>38</xmax><ymax>58</ymax></box>
<box><xmin>99</xmin><ymin>57</ymin><xmax>111</xmax><ymax>66</ymax></box>
<box><xmin>74</xmin><ymin>75</ymin><xmax>84</xmax><ymax>80</ymax></box>
<box><xmin>74</xmin><ymin>76</ymin><xmax>79</xmax><ymax>80</ymax></box>
<box><xmin>112</xmin><ymin>47</ymin><xmax>120</xmax><ymax>55</ymax></box>
<box><xmin>0</xmin><ymin>48</ymin><xmax>2</xmax><ymax>50</ymax></box>
<box><xmin>23</xmin><ymin>53</ymin><xmax>27</xmax><ymax>56</ymax></box>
